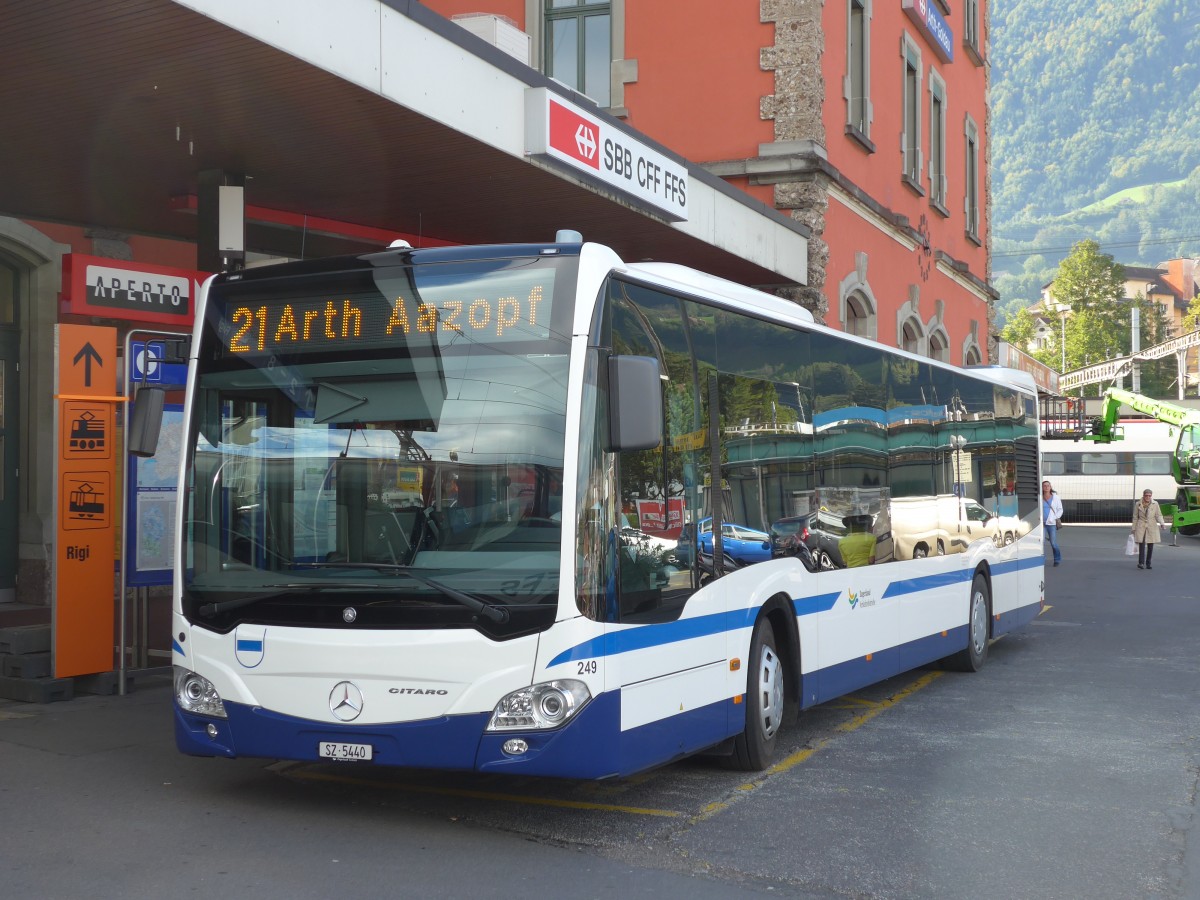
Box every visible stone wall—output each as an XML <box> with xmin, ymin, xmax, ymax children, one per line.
<box><xmin>760</xmin><ymin>0</ymin><xmax>829</xmax><ymax>319</ymax></box>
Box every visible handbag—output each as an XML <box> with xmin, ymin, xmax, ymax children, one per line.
<box><xmin>1125</xmin><ymin>534</ymin><xmax>1136</xmax><ymax>556</ymax></box>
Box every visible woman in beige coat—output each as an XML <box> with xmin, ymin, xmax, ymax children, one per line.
<box><xmin>1131</xmin><ymin>489</ymin><xmax>1167</xmax><ymax>569</ymax></box>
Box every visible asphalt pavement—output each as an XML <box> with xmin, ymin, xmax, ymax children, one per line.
<box><xmin>2</xmin><ymin>526</ymin><xmax>1198</xmax><ymax>898</ymax></box>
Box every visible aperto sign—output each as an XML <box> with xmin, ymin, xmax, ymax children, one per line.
<box><xmin>525</xmin><ymin>87</ymin><xmax>689</xmax><ymax>222</ymax></box>
<box><xmin>62</xmin><ymin>254</ymin><xmax>208</xmax><ymax>326</ymax></box>
<box><xmin>902</xmin><ymin>0</ymin><xmax>954</xmax><ymax>62</ymax></box>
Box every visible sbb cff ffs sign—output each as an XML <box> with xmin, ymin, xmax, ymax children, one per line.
<box><xmin>526</xmin><ymin>87</ymin><xmax>689</xmax><ymax>222</ymax></box>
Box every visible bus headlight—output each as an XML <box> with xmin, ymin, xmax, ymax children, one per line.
<box><xmin>486</xmin><ymin>680</ymin><xmax>591</xmax><ymax>731</ymax></box>
<box><xmin>174</xmin><ymin>666</ymin><xmax>227</xmax><ymax>718</ymax></box>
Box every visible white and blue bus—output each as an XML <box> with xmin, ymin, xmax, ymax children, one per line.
<box><xmin>164</xmin><ymin>238</ymin><xmax>1044</xmax><ymax>778</ymax></box>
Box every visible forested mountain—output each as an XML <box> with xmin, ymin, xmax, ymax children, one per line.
<box><xmin>990</xmin><ymin>0</ymin><xmax>1200</xmax><ymax>319</ymax></box>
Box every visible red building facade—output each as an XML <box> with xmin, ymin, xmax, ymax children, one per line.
<box><xmin>430</xmin><ymin>0</ymin><xmax>993</xmax><ymax>364</ymax></box>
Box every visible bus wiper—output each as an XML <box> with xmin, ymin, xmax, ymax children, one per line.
<box><xmin>196</xmin><ymin>584</ymin><xmax>323</xmax><ymax>617</ymax></box>
<box><xmin>294</xmin><ymin>562</ymin><xmax>510</xmax><ymax>624</ymax></box>
<box><xmin>195</xmin><ymin>581</ymin><xmax>393</xmax><ymax>617</ymax></box>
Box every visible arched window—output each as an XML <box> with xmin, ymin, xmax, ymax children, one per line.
<box><xmin>846</xmin><ymin>290</ymin><xmax>873</xmax><ymax>337</ymax></box>
<box><xmin>928</xmin><ymin>328</ymin><xmax>949</xmax><ymax>362</ymax></box>
<box><xmin>963</xmin><ymin>345</ymin><xmax>982</xmax><ymax>366</ymax></box>
<box><xmin>900</xmin><ymin>317</ymin><xmax>923</xmax><ymax>354</ymax></box>
<box><xmin>838</xmin><ymin>257</ymin><xmax>878</xmax><ymax>340</ymax></box>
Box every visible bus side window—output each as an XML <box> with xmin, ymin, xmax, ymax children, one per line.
<box><xmin>609</xmin><ymin>282</ymin><xmax>696</xmax><ymax>621</ymax></box>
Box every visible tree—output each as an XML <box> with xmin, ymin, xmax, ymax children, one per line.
<box><xmin>1047</xmin><ymin>240</ymin><xmax>1127</xmax><ymax>376</ymax></box>
<box><xmin>1183</xmin><ymin>296</ymin><xmax>1200</xmax><ymax>334</ymax></box>
<box><xmin>999</xmin><ymin>305</ymin><xmax>1059</xmax><ymax>369</ymax></box>
<box><xmin>999</xmin><ymin>305</ymin><xmax>1040</xmax><ymax>352</ymax></box>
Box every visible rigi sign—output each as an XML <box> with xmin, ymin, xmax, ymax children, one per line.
<box><xmin>525</xmin><ymin>87</ymin><xmax>689</xmax><ymax>222</ymax></box>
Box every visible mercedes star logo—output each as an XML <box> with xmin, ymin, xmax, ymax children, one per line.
<box><xmin>329</xmin><ymin>681</ymin><xmax>364</xmax><ymax>722</ymax></box>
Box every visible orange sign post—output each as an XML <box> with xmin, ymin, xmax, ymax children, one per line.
<box><xmin>54</xmin><ymin>324</ymin><xmax>120</xmax><ymax>678</ymax></box>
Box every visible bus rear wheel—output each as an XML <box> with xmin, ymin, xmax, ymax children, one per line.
<box><xmin>943</xmin><ymin>573</ymin><xmax>990</xmax><ymax>672</ymax></box>
<box><xmin>727</xmin><ymin>617</ymin><xmax>784</xmax><ymax>771</ymax></box>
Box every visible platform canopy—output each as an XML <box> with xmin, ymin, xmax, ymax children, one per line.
<box><xmin>0</xmin><ymin>0</ymin><xmax>808</xmax><ymax>288</ymax></box>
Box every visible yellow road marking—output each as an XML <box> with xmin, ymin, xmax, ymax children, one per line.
<box><xmin>828</xmin><ymin>695</ymin><xmax>882</xmax><ymax>710</ymax></box>
<box><xmin>693</xmin><ymin>670</ymin><xmax>945</xmax><ymax>822</ymax></box>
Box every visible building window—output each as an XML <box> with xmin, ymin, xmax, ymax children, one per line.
<box><xmin>846</xmin><ymin>291</ymin><xmax>874</xmax><ymax>337</ymax></box>
<box><xmin>928</xmin><ymin>329</ymin><xmax>949</xmax><ymax>362</ymax></box>
<box><xmin>928</xmin><ymin>70</ymin><xmax>948</xmax><ymax>213</ymax></box>
<box><xmin>900</xmin><ymin>317</ymin><xmax>923</xmax><ymax>354</ymax></box>
<box><xmin>901</xmin><ymin>36</ymin><xmax>923</xmax><ymax>192</ymax></box>
<box><xmin>546</xmin><ymin>0</ymin><xmax>611</xmax><ymax>108</ymax></box>
<box><xmin>964</xmin><ymin>114</ymin><xmax>980</xmax><ymax>242</ymax></box>
<box><xmin>963</xmin><ymin>0</ymin><xmax>983</xmax><ymax>66</ymax></box>
<box><xmin>964</xmin><ymin>345</ymin><xmax>982</xmax><ymax>366</ymax></box>
<box><xmin>845</xmin><ymin>0</ymin><xmax>873</xmax><ymax>148</ymax></box>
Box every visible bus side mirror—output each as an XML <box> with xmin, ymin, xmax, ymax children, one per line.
<box><xmin>128</xmin><ymin>386</ymin><xmax>166</xmax><ymax>458</ymax></box>
<box><xmin>607</xmin><ymin>355</ymin><xmax>663</xmax><ymax>452</ymax></box>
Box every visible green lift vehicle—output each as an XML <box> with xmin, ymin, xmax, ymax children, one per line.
<box><xmin>1085</xmin><ymin>387</ymin><xmax>1200</xmax><ymax>535</ymax></box>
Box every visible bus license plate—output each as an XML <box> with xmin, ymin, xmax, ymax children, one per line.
<box><xmin>319</xmin><ymin>741</ymin><xmax>373</xmax><ymax>761</ymax></box>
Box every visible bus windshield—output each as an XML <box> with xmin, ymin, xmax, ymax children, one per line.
<box><xmin>181</xmin><ymin>252</ymin><xmax>577</xmax><ymax>635</ymax></box>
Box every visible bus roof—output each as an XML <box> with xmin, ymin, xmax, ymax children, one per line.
<box><xmin>221</xmin><ymin>242</ymin><xmax>582</xmax><ymax>285</ymax></box>
<box><xmin>623</xmin><ymin>261</ymin><xmax>816</xmax><ymax>325</ymax></box>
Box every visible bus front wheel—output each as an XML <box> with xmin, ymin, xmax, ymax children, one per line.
<box><xmin>727</xmin><ymin>617</ymin><xmax>784</xmax><ymax>771</ymax></box>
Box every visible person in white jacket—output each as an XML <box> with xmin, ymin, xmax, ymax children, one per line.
<box><xmin>1042</xmin><ymin>480</ymin><xmax>1064</xmax><ymax>566</ymax></box>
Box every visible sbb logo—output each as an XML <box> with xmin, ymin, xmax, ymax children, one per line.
<box><xmin>548</xmin><ymin>101</ymin><xmax>600</xmax><ymax>169</ymax></box>
<box><xmin>574</xmin><ymin>124</ymin><xmax>597</xmax><ymax>161</ymax></box>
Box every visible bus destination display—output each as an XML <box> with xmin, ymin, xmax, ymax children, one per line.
<box><xmin>218</xmin><ymin>268</ymin><xmax>554</xmax><ymax>356</ymax></box>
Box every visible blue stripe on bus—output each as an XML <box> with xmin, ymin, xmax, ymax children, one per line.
<box><xmin>236</xmin><ymin>639</ymin><xmax>264</xmax><ymax>653</ymax></box>
<box><xmin>989</xmin><ymin>555</ymin><xmax>1044</xmax><ymax>577</ymax></box>
<box><xmin>172</xmin><ymin>638</ymin><xmax>186</xmax><ymax>657</ymax></box>
<box><xmin>547</xmin><ymin>612</ymin><xmax>728</xmax><ymax>667</ymax></box>
<box><xmin>548</xmin><ymin>590</ymin><xmax>842</xmax><ymax>667</ymax></box>
<box><xmin>792</xmin><ymin>591</ymin><xmax>842</xmax><ymax>617</ymax></box>
<box><xmin>882</xmin><ymin>568</ymin><xmax>974</xmax><ymax>598</ymax></box>
<box><xmin>727</xmin><ymin>592</ymin><xmax>841</xmax><ymax>631</ymax></box>
<box><xmin>881</xmin><ymin>554</ymin><xmax>1042</xmax><ymax>599</ymax></box>
<box><xmin>548</xmin><ymin>557</ymin><xmax>1042</xmax><ymax>668</ymax></box>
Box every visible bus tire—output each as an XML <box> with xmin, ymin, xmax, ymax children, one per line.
<box><xmin>727</xmin><ymin>617</ymin><xmax>784</xmax><ymax>771</ymax></box>
<box><xmin>944</xmin><ymin>573</ymin><xmax>990</xmax><ymax>672</ymax></box>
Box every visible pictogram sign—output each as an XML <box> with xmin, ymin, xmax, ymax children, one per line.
<box><xmin>54</xmin><ymin>324</ymin><xmax>120</xmax><ymax>678</ymax></box>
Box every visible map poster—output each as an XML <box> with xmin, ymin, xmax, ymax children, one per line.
<box><xmin>125</xmin><ymin>406</ymin><xmax>182</xmax><ymax>586</ymax></box>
